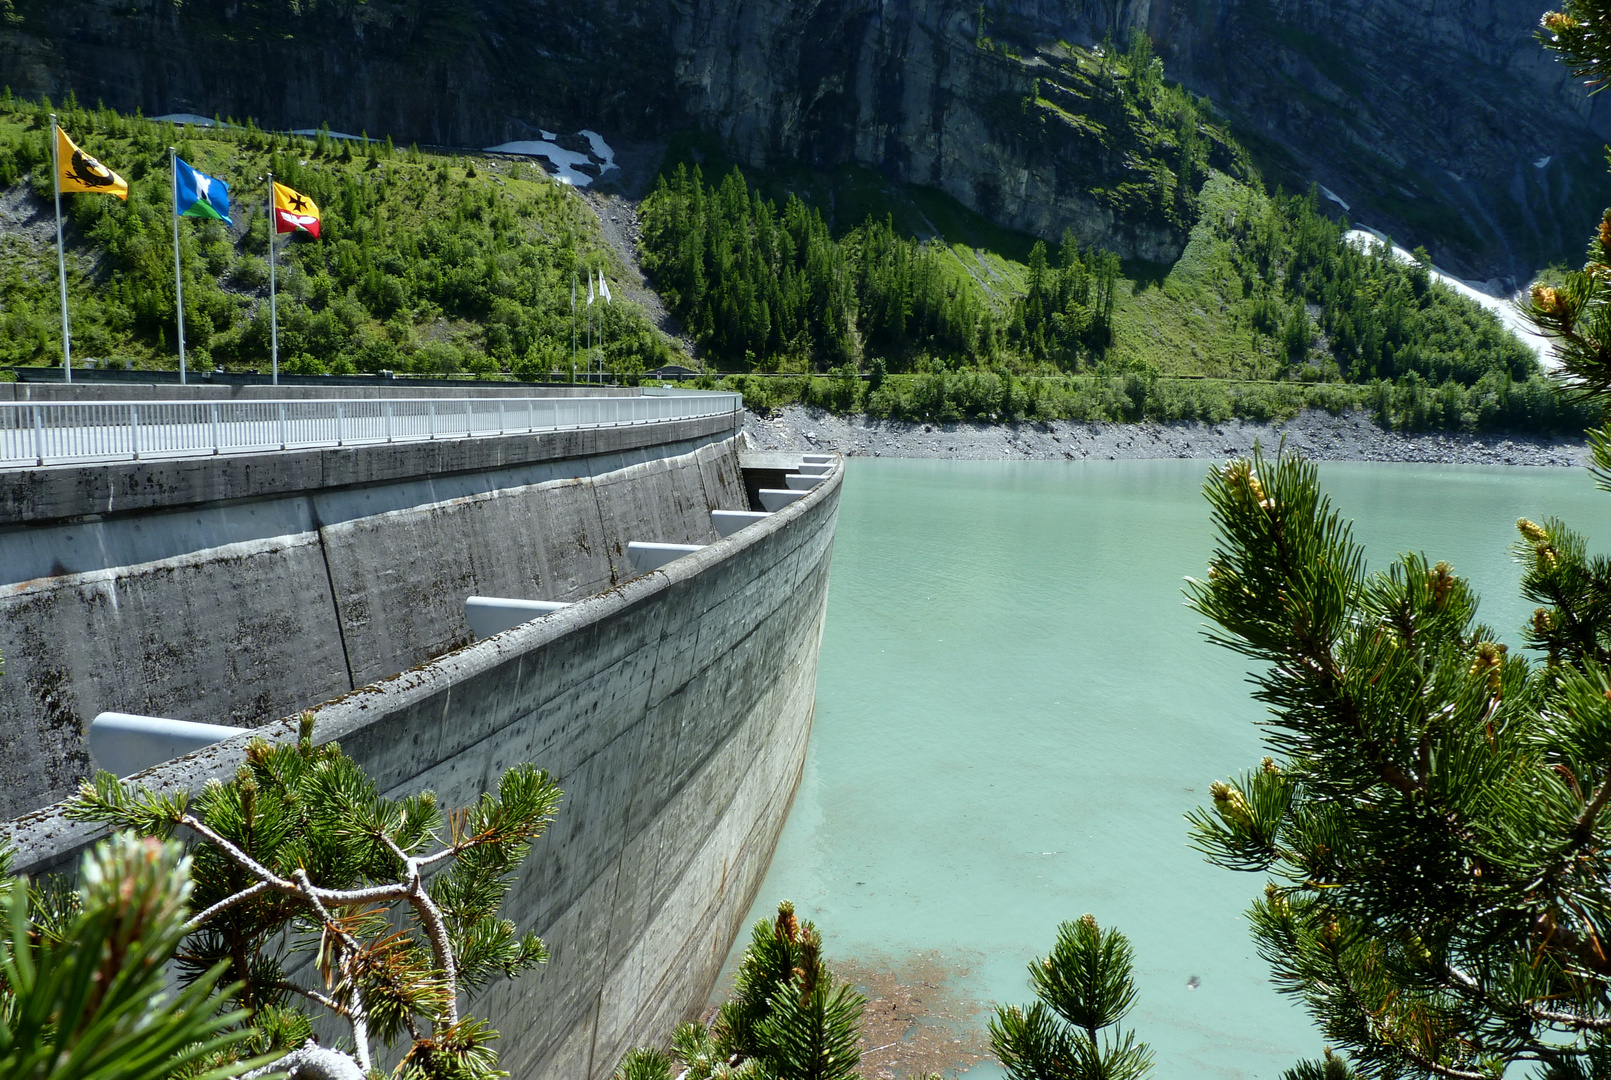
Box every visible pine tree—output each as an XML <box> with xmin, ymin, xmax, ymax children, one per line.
<box><xmin>1186</xmin><ymin>448</ymin><xmax>1611</xmax><ymax>1078</ymax></box>
<box><xmin>613</xmin><ymin>901</ymin><xmax>865</xmax><ymax>1080</ymax></box>
<box><xmin>0</xmin><ymin>833</ymin><xmax>273</xmax><ymax>1080</ymax></box>
<box><xmin>1182</xmin><ymin>6</ymin><xmax>1611</xmax><ymax>1075</ymax></box>
<box><xmin>67</xmin><ymin>712</ymin><xmax>562</xmax><ymax>1080</ymax></box>
<box><xmin>989</xmin><ymin>914</ymin><xmax>1153</xmax><ymax>1080</ymax></box>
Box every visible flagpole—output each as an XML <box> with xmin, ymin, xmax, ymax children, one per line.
<box><xmin>170</xmin><ymin>147</ymin><xmax>187</xmax><ymax>386</ymax></box>
<box><xmin>268</xmin><ymin>172</ymin><xmax>278</xmax><ymax>386</ymax></box>
<box><xmin>50</xmin><ymin>115</ymin><xmax>72</xmax><ymax>385</ymax></box>
<box><xmin>571</xmin><ymin>274</ymin><xmax>577</xmax><ymax>384</ymax></box>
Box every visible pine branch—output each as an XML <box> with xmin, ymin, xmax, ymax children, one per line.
<box><xmin>293</xmin><ymin>868</ymin><xmax>374</xmax><ymax>1074</ymax></box>
<box><xmin>1571</xmin><ymin>763</ymin><xmax>1611</xmax><ymax>845</ymax></box>
<box><xmin>381</xmin><ymin>829</ymin><xmax>461</xmax><ymax>1029</ymax></box>
<box><xmin>184</xmin><ymin>879</ymin><xmax>275</xmax><ymax>933</ymax></box>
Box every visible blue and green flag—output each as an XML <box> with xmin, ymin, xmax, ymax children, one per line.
<box><xmin>174</xmin><ymin>156</ymin><xmax>231</xmax><ymax>224</ymax></box>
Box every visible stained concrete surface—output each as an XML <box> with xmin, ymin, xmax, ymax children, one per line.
<box><xmin>3</xmin><ymin>454</ymin><xmax>841</xmax><ymax>1080</ymax></box>
<box><xmin>0</xmin><ymin>421</ymin><xmax>743</xmax><ymax>818</ymax></box>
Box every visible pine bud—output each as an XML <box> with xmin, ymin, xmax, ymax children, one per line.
<box><xmin>1469</xmin><ymin>641</ymin><xmax>1508</xmax><ymax>696</ymax></box>
<box><xmin>1599</xmin><ymin>214</ymin><xmax>1611</xmax><ymax>253</ymax></box>
<box><xmin>1221</xmin><ymin>460</ymin><xmax>1273</xmax><ymax>509</ymax></box>
<box><xmin>1211</xmin><ymin>780</ymin><xmax>1254</xmax><ymax>828</ymax></box>
<box><xmin>1518</xmin><ymin>518</ymin><xmax>1549</xmax><ymax>544</ymax></box>
<box><xmin>775</xmin><ymin>900</ymin><xmax>800</xmax><ymax>944</ymax></box>
<box><xmin>1542</xmin><ymin>11</ymin><xmax>1579</xmax><ymax>34</ymax></box>
<box><xmin>1080</xmin><ymin>912</ymin><xmax>1098</xmax><ymax>930</ymax></box>
<box><xmin>1261</xmin><ymin>756</ymin><xmax>1279</xmax><ymax>774</ymax></box>
<box><xmin>1427</xmin><ymin>561</ymin><xmax>1455</xmax><ymax>608</ymax></box>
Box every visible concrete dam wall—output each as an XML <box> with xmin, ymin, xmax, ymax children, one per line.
<box><xmin>0</xmin><ymin>400</ymin><xmax>842</xmax><ymax>1077</ymax></box>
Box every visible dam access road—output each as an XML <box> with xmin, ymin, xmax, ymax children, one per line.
<box><xmin>0</xmin><ymin>383</ymin><xmax>843</xmax><ymax>1079</ymax></box>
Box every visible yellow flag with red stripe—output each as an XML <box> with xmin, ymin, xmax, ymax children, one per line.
<box><xmin>56</xmin><ymin>126</ymin><xmax>127</xmax><ymax>200</ymax></box>
<box><xmin>273</xmin><ymin>182</ymin><xmax>321</xmax><ymax>238</ymax></box>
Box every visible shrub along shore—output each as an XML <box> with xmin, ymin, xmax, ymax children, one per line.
<box><xmin>699</xmin><ymin>368</ymin><xmax>1596</xmax><ymax>435</ymax></box>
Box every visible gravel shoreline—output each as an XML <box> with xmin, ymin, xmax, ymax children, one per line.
<box><xmin>743</xmin><ymin>406</ymin><xmax>1590</xmax><ymax>467</ymax></box>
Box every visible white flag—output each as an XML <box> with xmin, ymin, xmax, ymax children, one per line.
<box><xmin>600</xmin><ymin>270</ymin><xmax>612</xmax><ymax>304</ymax></box>
<box><xmin>587</xmin><ymin>274</ymin><xmax>595</xmax><ymax>306</ymax></box>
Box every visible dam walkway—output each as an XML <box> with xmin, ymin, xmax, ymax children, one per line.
<box><xmin>0</xmin><ymin>389</ymin><xmax>740</xmax><ymax>468</ymax></box>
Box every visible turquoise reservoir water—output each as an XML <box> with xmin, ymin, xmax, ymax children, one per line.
<box><xmin>731</xmin><ymin>457</ymin><xmax>1611</xmax><ymax>1079</ymax></box>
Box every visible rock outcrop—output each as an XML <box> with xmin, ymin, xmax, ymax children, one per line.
<box><xmin>1</xmin><ymin>0</ymin><xmax>1602</xmax><ymax>279</ymax></box>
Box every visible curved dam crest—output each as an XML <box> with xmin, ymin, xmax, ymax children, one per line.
<box><xmin>0</xmin><ymin>397</ymin><xmax>840</xmax><ymax>1079</ymax></box>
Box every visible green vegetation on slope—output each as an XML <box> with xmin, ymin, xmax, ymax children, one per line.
<box><xmin>638</xmin><ymin>161</ymin><xmax>1574</xmax><ymax>431</ymax></box>
<box><xmin>1111</xmin><ymin>174</ymin><xmax>1538</xmax><ymax>384</ymax></box>
<box><xmin>706</xmin><ymin>368</ymin><xmax>1593</xmax><ymax>432</ymax></box>
<box><xmin>0</xmin><ymin>95</ymin><xmax>672</xmax><ymax>378</ymax></box>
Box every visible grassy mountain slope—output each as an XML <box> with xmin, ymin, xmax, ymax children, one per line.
<box><xmin>0</xmin><ymin>96</ymin><xmax>673</xmax><ymax>377</ymax></box>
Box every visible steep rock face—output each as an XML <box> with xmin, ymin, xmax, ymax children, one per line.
<box><xmin>0</xmin><ymin>0</ymin><xmax>684</xmax><ymax>148</ymax></box>
<box><xmin>672</xmin><ymin>0</ymin><xmax>1236</xmax><ymax>260</ymax></box>
<box><xmin>1130</xmin><ymin>0</ymin><xmax>1611</xmax><ymax>282</ymax></box>
<box><xmin>1</xmin><ymin>0</ymin><xmax>1603</xmax><ymax>277</ymax></box>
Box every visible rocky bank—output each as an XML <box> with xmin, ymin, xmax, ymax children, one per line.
<box><xmin>744</xmin><ymin>406</ymin><xmax>1590</xmax><ymax>467</ymax></box>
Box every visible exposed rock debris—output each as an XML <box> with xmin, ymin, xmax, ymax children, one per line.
<box><xmin>744</xmin><ymin>406</ymin><xmax>1589</xmax><ymax>468</ymax></box>
<box><xmin>834</xmin><ymin>952</ymin><xmax>992</xmax><ymax>1080</ymax></box>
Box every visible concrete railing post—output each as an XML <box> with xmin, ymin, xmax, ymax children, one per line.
<box><xmin>428</xmin><ymin>399</ymin><xmax>436</xmax><ymax>440</ymax></box>
<box><xmin>130</xmin><ymin>403</ymin><xmax>140</xmax><ymax>460</ymax></box>
<box><xmin>336</xmin><ymin>402</ymin><xmax>346</xmax><ymax>446</ymax></box>
<box><xmin>210</xmin><ymin>402</ymin><xmax>221</xmax><ymax>454</ymax></box>
<box><xmin>384</xmin><ymin>399</ymin><xmax>394</xmax><ymax>443</ymax></box>
<box><xmin>31</xmin><ymin>405</ymin><xmax>43</xmax><ymax>466</ymax></box>
<box><xmin>278</xmin><ymin>401</ymin><xmax>288</xmax><ymax>450</ymax></box>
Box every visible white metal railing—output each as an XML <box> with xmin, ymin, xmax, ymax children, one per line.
<box><xmin>0</xmin><ymin>392</ymin><xmax>742</xmax><ymax>468</ymax></box>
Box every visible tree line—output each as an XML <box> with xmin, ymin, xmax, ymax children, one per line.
<box><xmin>637</xmin><ymin>163</ymin><xmax>1123</xmax><ymax>374</ymax></box>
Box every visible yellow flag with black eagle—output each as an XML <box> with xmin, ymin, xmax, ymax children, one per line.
<box><xmin>55</xmin><ymin>125</ymin><xmax>128</xmax><ymax>200</ymax></box>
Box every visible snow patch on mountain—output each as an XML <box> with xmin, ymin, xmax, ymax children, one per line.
<box><xmin>579</xmin><ymin>130</ymin><xmax>618</xmax><ymax>176</ymax></box>
<box><xmin>1345</xmin><ymin>228</ymin><xmax>1556</xmax><ymax>368</ymax></box>
<box><xmin>485</xmin><ymin>130</ymin><xmax>618</xmax><ymax>187</ymax></box>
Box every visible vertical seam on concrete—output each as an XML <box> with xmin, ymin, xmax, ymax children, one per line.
<box><xmin>311</xmin><ymin>499</ymin><xmax>358</xmax><ymax>691</ymax></box>
<box><xmin>586</xmin><ymin>457</ymin><xmax>619</xmax><ymax>587</ymax></box>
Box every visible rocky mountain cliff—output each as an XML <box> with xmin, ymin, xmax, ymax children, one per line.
<box><xmin>2</xmin><ymin>0</ymin><xmax>1603</xmax><ymax>282</ymax></box>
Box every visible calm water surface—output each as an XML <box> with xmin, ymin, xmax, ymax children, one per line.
<box><xmin>726</xmin><ymin>457</ymin><xmax>1611</xmax><ymax>1079</ymax></box>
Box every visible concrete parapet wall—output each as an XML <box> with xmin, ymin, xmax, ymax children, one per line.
<box><xmin>0</xmin><ymin>419</ymin><xmax>745</xmax><ymax>818</ymax></box>
<box><xmin>2</xmin><ymin>455</ymin><xmax>841</xmax><ymax>1080</ymax></box>
<box><xmin>0</xmin><ymin>411</ymin><xmax>735</xmax><ymax>526</ymax></box>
